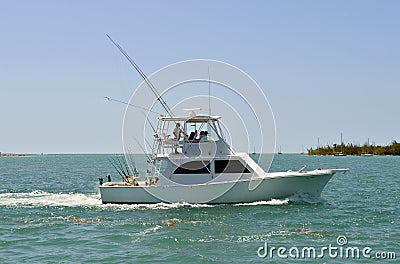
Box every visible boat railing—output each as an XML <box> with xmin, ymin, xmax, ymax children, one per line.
<box><xmin>160</xmin><ymin>135</ymin><xmax>212</xmax><ymax>148</ymax></box>
<box><xmin>160</xmin><ymin>137</ymin><xmax>183</xmax><ymax>149</ymax></box>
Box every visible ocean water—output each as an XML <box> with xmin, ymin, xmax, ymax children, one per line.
<box><xmin>0</xmin><ymin>154</ymin><xmax>398</xmax><ymax>263</ymax></box>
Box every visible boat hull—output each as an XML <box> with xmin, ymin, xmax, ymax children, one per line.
<box><xmin>99</xmin><ymin>170</ymin><xmax>337</xmax><ymax>204</ymax></box>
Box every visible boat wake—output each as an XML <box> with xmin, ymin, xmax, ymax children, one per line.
<box><xmin>234</xmin><ymin>198</ymin><xmax>290</xmax><ymax>206</ymax></box>
<box><xmin>0</xmin><ymin>190</ymin><xmax>322</xmax><ymax>209</ymax></box>
<box><xmin>0</xmin><ymin>190</ymin><xmax>101</xmax><ymax>207</ymax></box>
<box><xmin>0</xmin><ymin>190</ymin><xmax>213</xmax><ymax>210</ymax></box>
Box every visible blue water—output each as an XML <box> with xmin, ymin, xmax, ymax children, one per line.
<box><xmin>0</xmin><ymin>154</ymin><xmax>398</xmax><ymax>263</ymax></box>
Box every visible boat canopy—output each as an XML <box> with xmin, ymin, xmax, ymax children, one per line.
<box><xmin>158</xmin><ymin>115</ymin><xmax>221</xmax><ymax>122</ymax></box>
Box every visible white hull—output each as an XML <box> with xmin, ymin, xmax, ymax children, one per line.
<box><xmin>100</xmin><ymin>169</ymin><xmax>341</xmax><ymax>204</ymax></box>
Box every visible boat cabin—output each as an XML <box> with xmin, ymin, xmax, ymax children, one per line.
<box><xmin>150</xmin><ymin>110</ymin><xmax>255</xmax><ymax>185</ymax></box>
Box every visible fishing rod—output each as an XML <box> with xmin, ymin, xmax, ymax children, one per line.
<box><xmin>106</xmin><ymin>34</ymin><xmax>175</xmax><ymax>119</ymax></box>
<box><xmin>133</xmin><ymin>137</ymin><xmax>152</xmax><ymax>162</ymax></box>
<box><xmin>113</xmin><ymin>155</ymin><xmax>133</xmax><ymax>183</ymax></box>
<box><xmin>108</xmin><ymin>157</ymin><xmax>124</xmax><ymax>178</ymax></box>
<box><xmin>124</xmin><ymin>149</ymin><xmax>140</xmax><ymax>177</ymax></box>
<box><xmin>114</xmin><ymin>156</ymin><xmax>127</xmax><ymax>175</ymax></box>
<box><xmin>122</xmin><ymin>155</ymin><xmax>132</xmax><ymax>177</ymax></box>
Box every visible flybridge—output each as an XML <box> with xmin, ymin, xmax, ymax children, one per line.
<box><xmin>154</xmin><ymin>112</ymin><xmax>231</xmax><ymax>158</ymax></box>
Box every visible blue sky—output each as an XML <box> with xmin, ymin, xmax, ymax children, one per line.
<box><xmin>1</xmin><ymin>1</ymin><xmax>399</xmax><ymax>153</ymax></box>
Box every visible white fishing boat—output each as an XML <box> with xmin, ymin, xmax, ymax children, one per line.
<box><xmin>99</xmin><ymin>35</ymin><xmax>348</xmax><ymax>204</ymax></box>
<box><xmin>99</xmin><ymin>111</ymin><xmax>348</xmax><ymax>204</ymax></box>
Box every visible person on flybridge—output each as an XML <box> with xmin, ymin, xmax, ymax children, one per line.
<box><xmin>173</xmin><ymin>123</ymin><xmax>182</xmax><ymax>154</ymax></box>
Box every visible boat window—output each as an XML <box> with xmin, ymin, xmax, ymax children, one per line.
<box><xmin>215</xmin><ymin>160</ymin><xmax>251</xmax><ymax>173</ymax></box>
<box><xmin>173</xmin><ymin>161</ymin><xmax>210</xmax><ymax>174</ymax></box>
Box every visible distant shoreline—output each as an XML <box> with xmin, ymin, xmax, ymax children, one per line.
<box><xmin>0</xmin><ymin>153</ymin><xmax>27</xmax><ymax>157</ymax></box>
<box><xmin>1</xmin><ymin>150</ymin><xmax>399</xmax><ymax>157</ymax></box>
<box><xmin>308</xmin><ymin>140</ymin><xmax>400</xmax><ymax>156</ymax></box>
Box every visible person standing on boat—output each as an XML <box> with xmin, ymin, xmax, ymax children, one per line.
<box><xmin>173</xmin><ymin>123</ymin><xmax>181</xmax><ymax>153</ymax></box>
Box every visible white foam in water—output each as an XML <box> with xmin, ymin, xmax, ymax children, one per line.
<box><xmin>234</xmin><ymin>198</ymin><xmax>289</xmax><ymax>206</ymax></box>
<box><xmin>0</xmin><ymin>190</ymin><xmax>101</xmax><ymax>207</ymax></box>
<box><xmin>0</xmin><ymin>191</ymin><xmax>216</xmax><ymax>209</ymax></box>
<box><xmin>101</xmin><ymin>202</ymin><xmax>214</xmax><ymax>211</ymax></box>
<box><xmin>139</xmin><ymin>225</ymin><xmax>164</xmax><ymax>235</ymax></box>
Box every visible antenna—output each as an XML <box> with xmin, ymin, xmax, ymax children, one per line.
<box><xmin>208</xmin><ymin>67</ymin><xmax>211</xmax><ymax>116</ymax></box>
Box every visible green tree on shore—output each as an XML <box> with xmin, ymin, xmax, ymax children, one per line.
<box><xmin>308</xmin><ymin>140</ymin><xmax>400</xmax><ymax>156</ymax></box>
